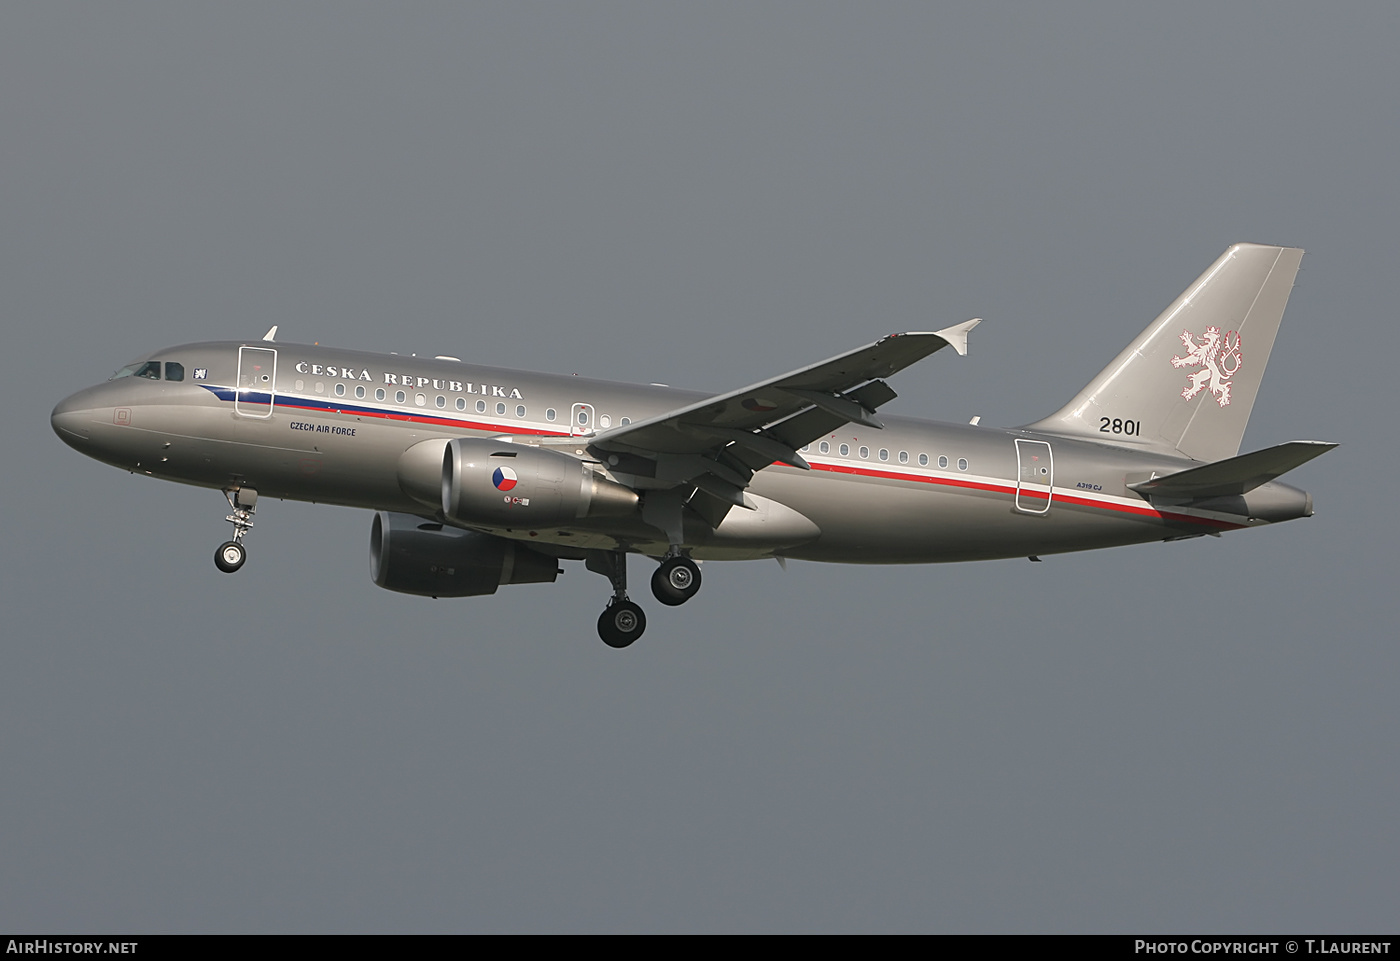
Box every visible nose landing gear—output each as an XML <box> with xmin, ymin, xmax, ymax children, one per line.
<box><xmin>214</xmin><ymin>488</ymin><xmax>257</xmax><ymax>574</ymax></box>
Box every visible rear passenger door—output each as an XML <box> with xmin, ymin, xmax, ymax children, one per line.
<box><xmin>1015</xmin><ymin>439</ymin><xmax>1053</xmax><ymax>514</ymax></box>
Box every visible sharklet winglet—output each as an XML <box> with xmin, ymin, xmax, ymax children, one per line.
<box><xmin>929</xmin><ymin>318</ymin><xmax>981</xmax><ymax>357</ymax></box>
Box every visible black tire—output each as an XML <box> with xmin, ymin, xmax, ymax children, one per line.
<box><xmin>214</xmin><ymin>540</ymin><xmax>246</xmax><ymax>573</ymax></box>
<box><xmin>650</xmin><ymin>556</ymin><xmax>701</xmax><ymax>606</ymax></box>
<box><xmin>597</xmin><ymin>600</ymin><xmax>646</xmax><ymax>648</ymax></box>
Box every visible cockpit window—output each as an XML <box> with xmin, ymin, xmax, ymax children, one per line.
<box><xmin>110</xmin><ymin>360</ymin><xmax>162</xmax><ymax>381</ymax></box>
<box><xmin>164</xmin><ymin>362</ymin><xmax>185</xmax><ymax>382</ymax></box>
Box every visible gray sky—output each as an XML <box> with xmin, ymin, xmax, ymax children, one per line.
<box><xmin>2</xmin><ymin>2</ymin><xmax>1396</xmax><ymax>933</ymax></box>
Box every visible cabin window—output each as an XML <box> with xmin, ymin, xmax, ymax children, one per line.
<box><xmin>456</xmin><ymin>397</ymin><xmax>466</xmax><ymax>411</ymax></box>
<box><xmin>395</xmin><ymin>390</ymin><xmax>406</xmax><ymax>404</ymax></box>
<box><xmin>295</xmin><ymin>379</ymin><xmax>304</xmax><ymax>391</ymax></box>
<box><xmin>517</xmin><ymin>405</ymin><xmax>526</xmax><ymax>418</ymax></box>
<box><xmin>335</xmin><ymin>383</ymin><xmax>345</xmax><ymax>397</ymax></box>
<box><xmin>938</xmin><ymin>455</ymin><xmax>949</xmax><ymax>469</ymax></box>
<box><xmin>315</xmin><ymin>383</ymin><xmax>324</xmax><ymax>394</ymax></box>
<box><xmin>819</xmin><ymin>441</ymin><xmax>830</xmax><ymax>454</ymax></box>
<box><xmin>436</xmin><ymin>395</ymin><xmax>445</xmax><ymax>408</ymax></box>
<box><xmin>577</xmin><ymin>410</ymin><xmax>589</xmax><ymax>426</ymax></box>
<box><xmin>958</xmin><ymin>458</ymin><xmax>968</xmax><ymax>471</ymax></box>
<box><xmin>859</xmin><ymin>446</ymin><xmax>869</xmax><ymax>459</ymax></box>
<box><xmin>496</xmin><ymin>402</ymin><xmax>506</xmax><ymax>415</ymax></box>
<box><xmin>801</xmin><ymin>444</ymin><xmax>810</xmax><ymax>452</ymax></box>
<box><xmin>164</xmin><ymin>362</ymin><xmax>184</xmax><ymax>382</ymax></box>
<box><xmin>919</xmin><ymin>453</ymin><xmax>929</xmax><ymax>466</ymax></box>
<box><xmin>546</xmin><ymin>408</ymin><xmax>557</xmax><ymax>421</ymax></box>
<box><xmin>415</xmin><ymin>393</ymin><xmax>426</xmax><ymax>407</ymax></box>
<box><xmin>476</xmin><ymin>400</ymin><xmax>486</xmax><ymax>413</ymax></box>
<box><xmin>898</xmin><ymin>451</ymin><xmax>908</xmax><ymax>464</ymax></box>
<box><xmin>376</xmin><ymin>388</ymin><xmax>386</xmax><ymax>401</ymax></box>
<box><xmin>599</xmin><ymin>414</ymin><xmax>611</xmax><ymax>428</ymax></box>
<box><xmin>839</xmin><ymin>444</ymin><xmax>849</xmax><ymax>456</ymax></box>
<box><xmin>355</xmin><ymin>386</ymin><xmax>365</xmax><ymax>399</ymax></box>
<box><xmin>878</xmin><ymin>448</ymin><xmax>888</xmax><ymax>462</ymax></box>
<box><xmin>620</xmin><ymin>417</ymin><xmax>631</xmax><ymax>425</ymax></box>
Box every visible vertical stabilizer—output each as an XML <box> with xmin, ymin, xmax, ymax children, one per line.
<box><xmin>1026</xmin><ymin>244</ymin><xmax>1303</xmax><ymax>463</ymax></box>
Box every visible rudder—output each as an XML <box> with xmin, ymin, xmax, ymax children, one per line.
<box><xmin>1025</xmin><ymin>243</ymin><xmax>1303</xmax><ymax>463</ymax></box>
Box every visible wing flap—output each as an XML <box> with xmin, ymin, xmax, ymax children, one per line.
<box><xmin>766</xmin><ymin>380</ymin><xmax>900</xmax><ymax>454</ymax></box>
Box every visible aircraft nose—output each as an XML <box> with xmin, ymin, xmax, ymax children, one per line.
<box><xmin>51</xmin><ymin>391</ymin><xmax>95</xmax><ymax>447</ymax></box>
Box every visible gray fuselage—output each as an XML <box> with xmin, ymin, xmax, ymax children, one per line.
<box><xmin>51</xmin><ymin>340</ymin><xmax>1314</xmax><ymax>565</ymax></box>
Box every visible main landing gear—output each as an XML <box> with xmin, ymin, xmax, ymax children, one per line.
<box><xmin>587</xmin><ymin>550</ymin><xmax>704</xmax><ymax>648</ymax></box>
<box><xmin>598</xmin><ymin>600</ymin><xmax>647</xmax><ymax>649</ymax></box>
<box><xmin>588</xmin><ymin>550</ymin><xmax>646</xmax><ymax>649</ymax></box>
<box><xmin>651</xmin><ymin>555</ymin><xmax>701</xmax><ymax>606</ymax></box>
<box><xmin>214</xmin><ymin>488</ymin><xmax>257</xmax><ymax>574</ymax></box>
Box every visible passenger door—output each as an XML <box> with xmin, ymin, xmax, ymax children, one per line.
<box><xmin>1015</xmin><ymin>439</ymin><xmax>1053</xmax><ymax>514</ymax></box>
<box><xmin>235</xmin><ymin>346</ymin><xmax>277</xmax><ymax>418</ymax></box>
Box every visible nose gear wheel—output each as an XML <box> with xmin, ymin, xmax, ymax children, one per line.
<box><xmin>214</xmin><ymin>488</ymin><xmax>257</xmax><ymax>574</ymax></box>
<box><xmin>215</xmin><ymin>540</ymin><xmax>247</xmax><ymax>573</ymax></box>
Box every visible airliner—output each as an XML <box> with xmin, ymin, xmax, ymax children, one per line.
<box><xmin>51</xmin><ymin>244</ymin><xmax>1334</xmax><ymax>647</ymax></box>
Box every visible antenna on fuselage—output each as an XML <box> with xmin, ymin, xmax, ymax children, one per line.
<box><xmin>262</xmin><ymin>326</ymin><xmax>278</xmax><ymax>342</ymax></box>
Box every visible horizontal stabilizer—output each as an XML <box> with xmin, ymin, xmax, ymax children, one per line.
<box><xmin>1129</xmin><ymin>441</ymin><xmax>1337</xmax><ymax>498</ymax></box>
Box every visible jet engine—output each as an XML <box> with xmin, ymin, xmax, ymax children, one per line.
<box><xmin>440</xmin><ymin>438</ymin><xmax>638</xmax><ymax>528</ymax></box>
<box><xmin>370</xmin><ymin>511</ymin><xmax>560</xmax><ymax>597</ymax></box>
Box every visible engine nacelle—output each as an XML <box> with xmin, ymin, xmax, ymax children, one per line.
<box><xmin>370</xmin><ymin>511</ymin><xmax>559</xmax><ymax>597</ymax></box>
<box><xmin>441</xmin><ymin>438</ymin><xmax>638</xmax><ymax>528</ymax></box>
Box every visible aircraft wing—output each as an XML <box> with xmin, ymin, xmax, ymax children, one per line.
<box><xmin>558</xmin><ymin>321</ymin><xmax>978</xmax><ymax>519</ymax></box>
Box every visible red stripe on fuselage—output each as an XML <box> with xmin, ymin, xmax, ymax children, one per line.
<box><xmin>803</xmin><ymin>461</ymin><xmax>1244</xmax><ymax>531</ymax></box>
<box><xmin>267</xmin><ymin>393</ymin><xmax>1242</xmax><ymax>531</ymax></box>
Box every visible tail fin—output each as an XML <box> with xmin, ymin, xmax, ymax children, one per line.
<box><xmin>1026</xmin><ymin>244</ymin><xmax>1303</xmax><ymax>463</ymax></box>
